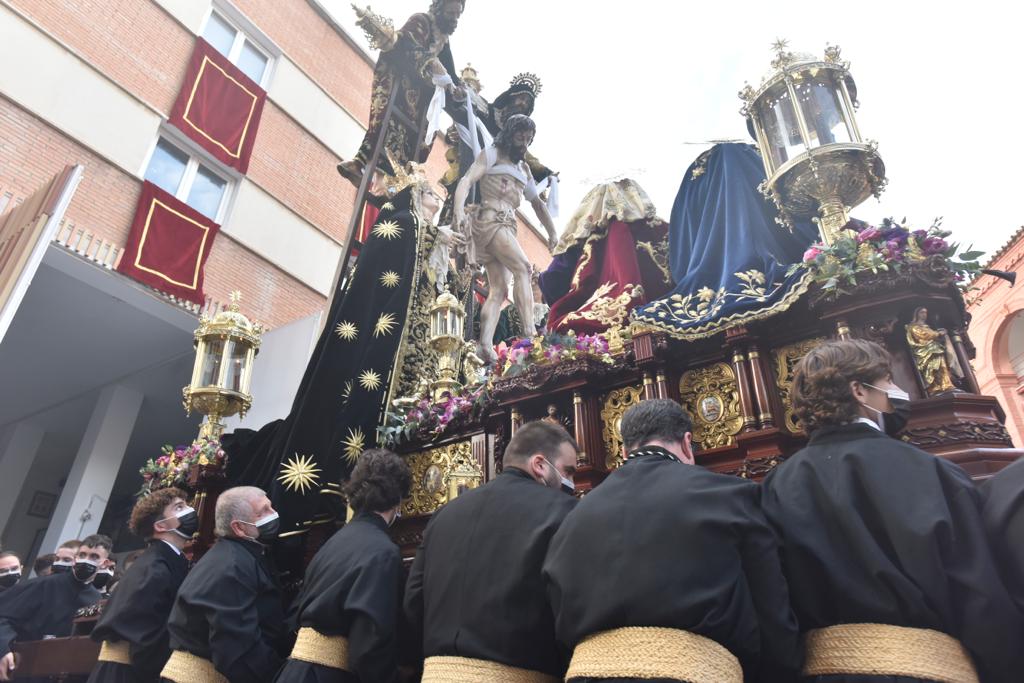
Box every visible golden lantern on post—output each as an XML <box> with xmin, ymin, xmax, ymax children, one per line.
<box><xmin>428</xmin><ymin>287</ymin><xmax>466</xmax><ymax>403</ymax></box>
<box><xmin>739</xmin><ymin>40</ymin><xmax>887</xmax><ymax>245</ymax></box>
<box><xmin>183</xmin><ymin>292</ymin><xmax>264</xmax><ymax>440</ymax></box>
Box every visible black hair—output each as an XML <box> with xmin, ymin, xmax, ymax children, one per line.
<box><xmin>620</xmin><ymin>399</ymin><xmax>693</xmax><ymax>452</ymax></box>
<box><xmin>80</xmin><ymin>534</ymin><xmax>113</xmax><ymax>553</ymax></box>
<box><xmin>503</xmin><ymin>421</ymin><xmax>579</xmax><ymax>465</ymax></box>
<box><xmin>343</xmin><ymin>449</ymin><xmax>412</xmax><ymax>513</ymax></box>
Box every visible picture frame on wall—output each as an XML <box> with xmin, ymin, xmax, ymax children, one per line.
<box><xmin>27</xmin><ymin>491</ymin><xmax>57</xmax><ymax>519</ymax></box>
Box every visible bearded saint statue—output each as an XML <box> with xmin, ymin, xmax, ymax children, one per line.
<box><xmin>338</xmin><ymin>0</ymin><xmax>466</xmax><ymax>185</ymax></box>
<box><xmin>454</xmin><ymin>115</ymin><xmax>558</xmax><ymax>362</ymax></box>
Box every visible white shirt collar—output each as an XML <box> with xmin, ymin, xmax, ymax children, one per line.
<box><xmin>160</xmin><ymin>539</ymin><xmax>183</xmax><ymax>555</ymax></box>
<box><xmin>854</xmin><ymin>416</ymin><xmax>882</xmax><ymax>431</ymax></box>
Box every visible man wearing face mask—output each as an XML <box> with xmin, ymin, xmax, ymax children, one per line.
<box><xmin>0</xmin><ymin>535</ymin><xmax>109</xmax><ymax>681</ymax></box>
<box><xmin>275</xmin><ymin>450</ymin><xmax>411</xmax><ymax>683</ymax></box>
<box><xmin>543</xmin><ymin>399</ymin><xmax>801</xmax><ymax>683</ymax></box>
<box><xmin>0</xmin><ymin>555</ymin><xmax>20</xmax><ymax>593</ymax></box>
<box><xmin>405</xmin><ymin>420</ymin><xmax>578</xmax><ymax>681</ymax></box>
<box><xmin>761</xmin><ymin>339</ymin><xmax>1024</xmax><ymax>683</ymax></box>
<box><xmin>88</xmin><ymin>488</ymin><xmax>193</xmax><ymax>683</ymax></box>
<box><xmin>50</xmin><ymin>540</ymin><xmax>82</xmax><ymax>575</ymax></box>
<box><xmin>164</xmin><ymin>486</ymin><xmax>287</xmax><ymax>683</ymax></box>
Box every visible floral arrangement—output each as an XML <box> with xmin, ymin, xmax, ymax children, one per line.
<box><xmin>379</xmin><ymin>384</ymin><xmax>491</xmax><ymax>446</ymax></box>
<box><xmin>138</xmin><ymin>437</ymin><xmax>226</xmax><ymax>497</ymax></box>
<box><xmin>494</xmin><ymin>332</ymin><xmax>614</xmax><ymax>378</ymax></box>
<box><xmin>790</xmin><ymin>218</ymin><xmax>984</xmax><ymax>299</ymax></box>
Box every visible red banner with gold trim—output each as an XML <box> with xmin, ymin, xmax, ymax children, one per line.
<box><xmin>116</xmin><ymin>181</ymin><xmax>219</xmax><ymax>305</ymax></box>
<box><xmin>169</xmin><ymin>38</ymin><xmax>266</xmax><ymax>173</ymax></box>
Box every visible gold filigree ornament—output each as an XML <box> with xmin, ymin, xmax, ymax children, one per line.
<box><xmin>372</xmin><ymin>220</ymin><xmax>402</xmax><ymax>240</ymax></box>
<box><xmin>600</xmin><ymin>385</ymin><xmax>644</xmax><ymax>469</ymax></box>
<box><xmin>401</xmin><ymin>440</ymin><xmax>482</xmax><ymax>516</ymax></box>
<box><xmin>335</xmin><ymin>321</ymin><xmax>358</xmax><ymax>341</ymax></box>
<box><xmin>678</xmin><ymin>363</ymin><xmax>745</xmax><ymax>450</ymax></box>
<box><xmin>278</xmin><ymin>453</ymin><xmax>322</xmax><ymax>494</ymax></box>
<box><xmin>374</xmin><ymin>312</ymin><xmax>397</xmax><ymax>338</ymax></box>
<box><xmin>380</xmin><ymin>271</ymin><xmax>401</xmax><ymax>288</ymax></box>
<box><xmin>341</xmin><ymin>427</ymin><xmax>366</xmax><ymax>463</ymax></box>
<box><xmin>773</xmin><ymin>338</ymin><xmax>826</xmax><ymax>433</ymax></box>
<box><xmin>358</xmin><ymin>369</ymin><xmax>383</xmax><ymax>391</ymax></box>
<box><xmin>563</xmin><ymin>282</ymin><xmax>645</xmax><ymax>329</ymax></box>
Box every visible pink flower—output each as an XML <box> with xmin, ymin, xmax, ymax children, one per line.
<box><xmin>856</xmin><ymin>227</ymin><xmax>883</xmax><ymax>243</ymax></box>
<box><xmin>803</xmin><ymin>246</ymin><xmax>823</xmax><ymax>262</ymax></box>
<box><xmin>921</xmin><ymin>236</ymin><xmax>949</xmax><ymax>256</ymax></box>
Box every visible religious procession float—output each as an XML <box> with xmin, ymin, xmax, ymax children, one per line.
<box><xmin>138</xmin><ymin>19</ymin><xmax>1021</xmax><ymax>587</ymax></box>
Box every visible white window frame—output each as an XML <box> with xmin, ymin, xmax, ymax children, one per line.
<box><xmin>138</xmin><ymin>127</ymin><xmax>239</xmax><ymax>225</ymax></box>
<box><xmin>199</xmin><ymin>2</ymin><xmax>281</xmax><ymax>89</ymax></box>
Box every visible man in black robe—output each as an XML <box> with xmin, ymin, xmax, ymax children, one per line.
<box><xmin>0</xmin><ymin>534</ymin><xmax>109</xmax><ymax>681</ymax></box>
<box><xmin>405</xmin><ymin>421</ymin><xmax>578</xmax><ymax>681</ymax></box>
<box><xmin>275</xmin><ymin>450</ymin><xmax>411</xmax><ymax>683</ymax></box>
<box><xmin>543</xmin><ymin>399</ymin><xmax>801</xmax><ymax>683</ymax></box>
<box><xmin>761</xmin><ymin>339</ymin><xmax>1024</xmax><ymax>683</ymax></box>
<box><xmin>163</xmin><ymin>487</ymin><xmax>287</xmax><ymax>683</ymax></box>
<box><xmin>981</xmin><ymin>458</ymin><xmax>1024</xmax><ymax>616</ymax></box>
<box><xmin>0</xmin><ymin>554</ymin><xmax>21</xmax><ymax>593</ymax></box>
<box><xmin>88</xmin><ymin>488</ymin><xmax>193</xmax><ymax>683</ymax></box>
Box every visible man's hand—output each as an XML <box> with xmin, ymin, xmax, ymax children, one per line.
<box><xmin>437</xmin><ymin>226</ymin><xmax>465</xmax><ymax>248</ymax></box>
<box><xmin>0</xmin><ymin>652</ymin><xmax>16</xmax><ymax>682</ymax></box>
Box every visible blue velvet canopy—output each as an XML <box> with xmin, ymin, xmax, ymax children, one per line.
<box><xmin>632</xmin><ymin>143</ymin><xmax>818</xmax><ymax>339</ymax></box>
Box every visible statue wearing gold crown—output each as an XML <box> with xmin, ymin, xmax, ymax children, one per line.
<box><xmin>338</xmin><ymin>0</ymin><xmax>467</xmax><ymax>185</ymax></box>
<box><xmin>223</xmin><ymin>159</ymin><xmax>457</xmax><ymax>556</ymax></box>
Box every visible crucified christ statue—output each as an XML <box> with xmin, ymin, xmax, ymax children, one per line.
<box><xmin>454</xmin><ymin>114</ymin><xmax>558</xmax><ymax>363</ymax></box>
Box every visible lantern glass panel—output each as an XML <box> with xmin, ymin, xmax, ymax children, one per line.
<box><xmin>223</xmin><ymin>340</ymin><xmax>248</xmax><ymax>393</ymax></box>
<box><xmin>793</xmin><ymin>71</ymin><xmax>853</xmax><ymax>149</ymax></box>
<box><xmin>757</xmin><ymin>84</ymin><xmax>804</xmax><ymax>169</ymax></box>
<box><xmin>199</xmin><ymin>339</ymin><xmax>225</xmax><ymax>387</ymax></box>
<box><xmin>448</xmin><ymin>310</ymin><xmax>461</xmax><ymax>337</ymax></box>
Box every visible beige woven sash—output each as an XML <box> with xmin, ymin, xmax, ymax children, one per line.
<box><xmin>97</xmin><ymin>640</ymin><xmax>131</xmax><ymax>665</ymax></box>
<box><xmin>421</xmin><ymin>655</ymin><xmax>559</xmax><ymax>683</ymax></box>
<box><xmin>566</xmin><ymin>626</ymin><xmax>742</xmax><ymax>682</ymax></box>
<box><xmin>289</xmin><ymin>627</ymin><xmax>350</xmax><ymax>671</ymax></box>
<box><xmin>803</xmin><ymin>623</ymin><xmax>979</xmax><ymax>683</ymax></box>
<box><xmin>159</xmin><ymin>649</ymin><xmax>228</xmax><ymax>683</ymax></box>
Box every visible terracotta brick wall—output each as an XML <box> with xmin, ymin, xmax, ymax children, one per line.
<box><xmin>0</xmin><ymin>95</ymin><xmax>325</xmax><ymax>329</ymax></box>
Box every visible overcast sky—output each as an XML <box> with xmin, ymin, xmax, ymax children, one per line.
<box><xmin>325</xmin><ymin>1</ymin><xmax>1023</xmax><ymax>260</ymax></box>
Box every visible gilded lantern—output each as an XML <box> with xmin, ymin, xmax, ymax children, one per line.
<box><xmin>428</xmin><ymin>288</ymin><xmax>466</xmax><ymax>403</ymax></box>
<box><xmin>740</xmin><ymin>41</ymin><xmax>886</xmax><ymax>245</ymax></box>
<box><xmin>183</xmin><ymin>292</ymin><xmax>263</xmax><ymax>439</ymax></box>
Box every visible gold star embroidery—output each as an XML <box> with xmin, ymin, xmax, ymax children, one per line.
<box><xmin>359</xmin><ymin>369</ymin><xmax>382</xmax><ymax>391</ymax></box>
<box><xmin>372</xmin><ymin>220</ymin><xmax>402</xmax><ymax>240</ymax></box>
<box><xmin>278</xmin><ymin>454</ymin><xmax>321</xmax><ymax>494</ymax></box>
<box><xmin>335</xmin><ymin>321</ymin><xmax>358</xmax><ymax>341</ymax></box>
<box><xmin>380</xmin><ymin>271</ymin><xmax>401</xmax><ymax>288</ymax></box>
<box><xmin>381</xmin><ymin>202</ymin><xmax>395</xmax><ymax>211</ymax></box>
<box><xmin>341</xmin><ymin>379</ymin><xmax>353</xmax><ymax>404</ymax></box>
<box><xmin>374</xmin><ymin>312</ymin><xmax>397</xmax><ymax>338</ymax></box>
<box><xmin>341</xmin><ymin>428</ymin><xmax>365</xmax><ymax>463</ymax></box>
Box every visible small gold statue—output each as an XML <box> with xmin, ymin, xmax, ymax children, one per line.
<box><xmin>905</xmin><ymin>307</ymin><xmax>964</xmax><ymax>396</ymax></box>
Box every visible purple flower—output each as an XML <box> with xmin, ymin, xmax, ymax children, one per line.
<box><xmin>511</xmin><ymin>338</ymin><xmax>534</xmax><ymax>351</ymax></box>
<box><xmin>856</xmin><ymin>228</ymin><xmax>883</xmax><ymax>243</ymax></box>
<box><xmin>921</xmin><ymin>236</ymin><xmax>949</xmax><ymax>256</ymax></box>
<box><xmin>912</xmin><ymin>229</ymin><xmax>928</xmax><ymax>240</ymax></box>
<box><xmin>880</xmin><ymin>227</ymin><xmax>908</xmax><ymax>244</ymax></box>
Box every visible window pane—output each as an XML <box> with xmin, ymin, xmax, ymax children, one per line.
<box><xmin>187</xmin><ymin>165</ymin><xmax>227</xmax><ymax>220</ymax></box>
<box><xmin>202</xmin><ymin>12</ymin><xmax>236</xmax><ymax>56</ymax></box>
<box><xmin>144</xmin><ymin>139</ymin><xmax>188</xmax><ymax>195</ymax></box>
<box><xmin>236</xmin><ymin>40</ymin><xmax>268</xmax><ymax>84</ymax></box>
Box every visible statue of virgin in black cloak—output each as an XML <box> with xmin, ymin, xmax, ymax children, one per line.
<box><xmin>222</xmin><ymin>163</ymin><xmax>452</xmax><ymax>570</ymax></box>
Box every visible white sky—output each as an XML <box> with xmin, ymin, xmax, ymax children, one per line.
<box><xmin>325</xmin><ymin>1</ymin><xmax>1024</xmax><ymax>259</ymax></box>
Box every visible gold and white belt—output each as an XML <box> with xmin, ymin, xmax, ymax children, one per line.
<box><xmin>160</xmin><ymin>649</ymin><xmax>228</xmax><ymax>683</ymax></box>
<box><xmin>566</xmin><ymin>626</ymin><xmax>742</xmax><ymax>682</ymax></box>
<box><xmin>97</xmin><ymin>640</ymin><xmax>131</xmax><ymax>665</ymax></box>
<box><xmin>803</xmin><ymin>623</ymin><xmax>979</xmax><ymax>683</ymax></box>
<box><xmin>421</xmin><ymin>655</ymin><xmax>559</xmax><ymax>683</ymax></box>
<box><xmin>289</xmin><ymin>627</ymin><xmax>350</xmax><ymax>671</ymax></box>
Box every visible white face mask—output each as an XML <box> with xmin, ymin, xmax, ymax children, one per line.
<box><xmin>542</xmin><ymin>457</ymin><xmax>575</xmax><ymax>495</ymax></box>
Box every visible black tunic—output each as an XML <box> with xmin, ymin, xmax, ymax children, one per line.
<box><xmin>404</xmin><ymin>467</ymin><xmax>576</xmax><ymax>677</ymax></box>
<box><xmin>167</xmin><ymin>537</ymin><xmax>287</xmax><ymax>683</ymax></box>
<box><xmin>0</xmin><ymin>571</ymin><xmax>101</xmax><ymax>656</ymax></box>
<box><xmin>275</xmin><ymin>513</ymin><xmax>402</xmax><ymax>683</ymax></box>
<box><xmin>87</xmin><ymin>541</ymin><xmax>188</xmax><ymax>683</ymax></box>
<box><xmin>761</xmin><ymin>423</ymin><xmax>1024</xmax><ymax>683</ymax></box>
<box><xmin>542</xmin><ymin>453</ymin><xmax>802</xmax><ymax>683</ymax></box>
<box><xmin>980</xmin><ymin>457</ymin><xmax>1024</xmax><ymax>615</ymax></box>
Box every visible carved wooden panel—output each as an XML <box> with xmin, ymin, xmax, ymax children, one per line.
<box><xmin>401</xmin><ymin>440</ymin><xmax>481</xmax><ymax>516</ymax></box>
<box><xmin>678</xmin><ymin>363</ymin><xmax>744</xmax><ymax>450</ymax></box>
<box><xmin>772</xmin><ymin>337</ymin><xmax>826</xmax><ymax>433</ymax></box>
<box><xmin>599</xmin><ymin>385</ymin><xmax>643</xmax><ymax>470</ymax></box>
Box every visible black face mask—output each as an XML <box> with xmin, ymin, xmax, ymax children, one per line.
<box><xmin>72</xmin><ymin>560</ymin><xmax>99</xmax><ymax>583</ymax></box>
<box><xmin>883</xmin><ymin>397</ymin><xmax>912</xmax><ymax>437</ymax></box>
<box><xmin>241</xmin><ymin>512</ymin><xmax>280</xmax><ymax>544</ymax></box>
<box><xmin>51</xmin><ymin>561</ymin><xmax>72</xmax><ymax>574</ymax></box>
<box><xmin>169</xmin><ymin>508</ymin><xmax>199</xmax><ymax>539</ymax></box>
<box><xmin>0</xmin><ymin>573</ymin><xmax>19</xmax><ymax>589</ymax></box>
<box><xmin>92</xmin><ymin>571</ymin><xmax>113</xmax><ymax>591</ymax></box>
